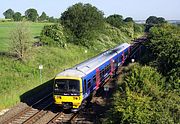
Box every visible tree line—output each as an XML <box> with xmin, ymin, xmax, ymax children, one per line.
<box><xmin>8</xmin><ymin>3</ymin><xmax>144</xmax><ymax>61</ymax></box>
<box><xmin>9</xmin><ymin>2</ymin><xmax>168</xmax><ymax>61</ymax></box>
<box><xmin>3</xmin><ymin>8</ymin><xmax>58</xmax><ymax>22</ymax></box>
<box><xmin>41</xmin><ymin>3</ymin><xmax>144</xmax><ymax>48</ymax></box>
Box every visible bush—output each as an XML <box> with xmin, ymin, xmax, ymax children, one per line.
<box><xmin>106</xmin><ymin>14</ymin><xmax>124</xmax><ymax>29</ymax></box>
<box><xmin>146</xmin><ymin>24</ymin><xmax>180</xmax><ymax>90</ymax></box>
<box><xmin>107</xmin><ymin>64</ymin><xmax>180</xmax><ymax>123</ymax></box>
<box><xmin>40</xmin><ymin>24</ymin><xmax>67</xmax><ymax>47</ymax></box>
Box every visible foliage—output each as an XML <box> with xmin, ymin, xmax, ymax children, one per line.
<box><xmin>9</xmin><ymin>21</ymin><xmax>33</xmax><ymax>61</ymax></box>
<box><xmin>40</xmin><ymin>24</ymin><xmax>67</xmax><ymax>47</ymax></box>
<box><xmin>0</xmin><ymin>43</ymin><xmax>98</xmax><ymax>110</ymax></box>
<box><xmin>106</xmin><ymin>14</ymin><xmax>124</xmax><ymax>29</ymax></box>
<box><xmin>146</xmin><ymin>23</ymin><xmax>180</xmax><ymax>90</ymax></box>
<box><xmin>47</xmin><ymin>16</ymin><xmax>59</xmax><ymax>23</ymax></box>
<box><xmin>124</xmin><ymin>17</ymin><xmax>134</xmax><ymax>22</ymax></box>
<box><xmin>146</xmin><ymin>16</ymin><xmax>166</xmax><ymax>25</ymax></box>
<box><xmin>25</xmin><ymin>8</ymin><xmax>39</xmax><ymax>22</ymax></box>
<box><xmin>106</xmin><ymin>14</ymin><xmax>144</xmax><ymax>38</ymax></box>
<box><xmin>13</xmin><ymin>12</ymin><xmax>22</xmax><ymax>21</ymax></box>
<box><xmin>145</xmin><ymin>16</ymin><xmax>166</xmax><ymax>32</ymax></box>
<box><xmin>3</xmin><ymin>9</ymin><xmax>14</xmax><ymax>19</ymax></box>
<box><xmin>107</xmin><ymin>64</ymin><xmax>180</xmax><ymax>124</ymax></box>
<box><xmin>61</xmin><ymin>3</ymin><xmax>105</xmax><ymax>44</ymax></box>
<box><xmin>123</xmin><ymin>64</ymin><xmax>164</xmax><ymax>95</ymax></box>
<box><xmin>134</xmin><ymin>23</ymin><xmax>144</xmax><ymax>33</ymax></box>
<box><xmin>38</xmin><ymin>12</ymin><xmax>47</xmax><ymax>22</ymax></box>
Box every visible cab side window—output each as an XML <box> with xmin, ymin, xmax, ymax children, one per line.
<box><xmin>87</xmin><ymin>79</ymin><xmax>91</xmax><ymax>89</ymax></box>
<box><xmin>83</xmin><ymin>79</ymin><xmax>86</xmax><ymax>94</ymax></box>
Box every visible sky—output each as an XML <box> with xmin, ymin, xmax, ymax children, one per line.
<box><xmin>0</xmin><ymin>0</ymin><xmax>180</xmax><ymax>20</ymax></box>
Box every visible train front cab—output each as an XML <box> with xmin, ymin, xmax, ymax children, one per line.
<box><xmin>53</xmin><ymin>76</ymin><xmax>83</xmax><ymax>112</ymax></box>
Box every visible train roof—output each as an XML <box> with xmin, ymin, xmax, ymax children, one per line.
<box><xmin>56</xmin><ymin>43</ymin><xmax>130</xmax><ymax>78</ymax></box>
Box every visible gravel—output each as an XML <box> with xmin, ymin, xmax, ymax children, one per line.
<box><xmin>0</xmin><ymin>80</ymin><xmax>53</xmax><ymax>124</ymax></box>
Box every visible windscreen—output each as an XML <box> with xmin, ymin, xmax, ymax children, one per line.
<box><xmin>54</xmin><ymin>79</ymin><xmax>80</xmax><ymax>96</ymax></box>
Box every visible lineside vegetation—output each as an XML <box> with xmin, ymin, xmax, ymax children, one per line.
<box><xmin>0</xmin><ymin>3</ymin><xmax>144</xmax><ymax>110</ymax></box>
<box><xmin>106</xmin><ymin>22</ymin><xmax>180</xmax><ymax>123</ymax></box>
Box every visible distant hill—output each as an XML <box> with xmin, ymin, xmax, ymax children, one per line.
<box><xmin>167</xmin><ymin>20</ymin><xmax>180</xmax><ymax>24</ymax></box>
<box><xmin>135</xmin><ymin>20</ymin><xmax>180</xmax><ymax>24</ymax></box>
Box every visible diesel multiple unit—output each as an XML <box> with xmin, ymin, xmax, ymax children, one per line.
<box><xmin>53</xmin><ymin>43</ymin><xmax>142</xmax><ymax>112</ymax></box>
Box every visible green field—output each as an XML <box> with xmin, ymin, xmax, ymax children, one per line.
<box><xmin>0</xmin><ymin>22</ymin><xmax>51</xmax><ymax>51</ymax></box>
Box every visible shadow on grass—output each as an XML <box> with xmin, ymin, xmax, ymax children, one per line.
<box><xmin>20</xmin><ymin>78</ymin><xmax>64</xmax><ymax>113</ymax></box>
<box><xmin>20</xmin><ymin>79</ymin><xmax>54</xmax><ymax>106</ymax></box>
<box><xmin>0</xmin><ymin>51</ymin><xmax>18</xmax><ymax>58</ymax></box>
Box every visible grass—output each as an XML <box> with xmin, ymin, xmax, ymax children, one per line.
<box><xmin>0</xmin><ymin>21</ymin><xmax>143</xmax><ymax>110</ymax></box>
<box><xmin>0</xmin><ymin>44</ymin><xmax>98</xmax><ymax>109</ymax></box>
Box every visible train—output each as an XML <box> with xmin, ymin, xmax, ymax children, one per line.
<box><xmin>53</xmin><ymin>42</ymin><xmax>143</xmax><ymax>112</ymax></box>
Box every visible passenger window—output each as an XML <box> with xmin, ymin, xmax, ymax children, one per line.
<box><xmin>100</xmin><ymin>70</ymin><xmax>102</xmax><ymax>77</ymax></box>
<box><xmin>93</xmin><ymin>75</ymin><xmax>96</xmax><ymax>83</ymax></box>
<box><xmin>121</xmin><ymin>55</ymin><xmax>124</xmax><ymax>61</ymax></box>
<box><xmin>87</xmin><ymin>79</ymin><xmax>91</xmax><ymax>88</ymax></box>
<box><xmin>108</xmin><ymin>65</ymin><xmax>110</xmax><ymax>71</ymax></box>
<box><xmin>105</xmin><ymin>66</ymin><xmax>108</xmax><ymax>73</ymax></box>
<box><xmin>101</xmin><ymin>69</ymin><xmax>104</xmax><ymax>76</ymax></box>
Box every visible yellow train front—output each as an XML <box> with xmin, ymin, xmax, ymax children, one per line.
<box><xmin>53</xmin><ymin>75</ymin><xmax>83</xmax><ymax>112</ymax></box>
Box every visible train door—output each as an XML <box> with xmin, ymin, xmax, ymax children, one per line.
<box><xmin>128</xmin><ymin>46</ymin><xmax>131</xmax><ymax>57</ymax></box>
<box><xmin>110</xmin><ymin>59</ymin><xmax>114</xmax><ymax>76</ymax></box>
<box><xmin>96</xmin><ymin>68</ymin><xmax>100</xmax><ymax>90</ymax></box>
<box><xmin>121</xmin><ymin>52</ymin><xmax>124</xmax><ymax>64</ymax></box>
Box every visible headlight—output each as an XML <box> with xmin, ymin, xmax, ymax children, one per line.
<box><xmin>55</xmin><ymin>95</ymin><xmax>61</xmax><ymax>99</ymax></box>
<box><xmin>73</xmin><ymin>96</ymin><xmax>80</xmax><ymax>100</ymax></box>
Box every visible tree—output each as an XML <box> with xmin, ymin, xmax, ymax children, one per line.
<box><xmin>157</xmin><ymin>17</ymin><xmax>166</xmax><ymax>24</ymax></box>
<box><xmin>47</xmin><ymin>16</ymin><xmax>58</xmax><ymax>23</ymax></box>
<box><xmin>106</xmin><ymin>14</ymin><xmax>124</xmax><ymax>28</ymax></box>
<box><xmin>147</xmin><ymin>24</ymin><xmax>180</xmax><ymax>90</ymax></box>
<box><xmin>25</xmin><ymin>8</ymin><xmax>38</xmax><ymax>22</ymax></box>
<box><xmin>61</xmin><ymin>3</ymin><xmax>104</xmax><ymax>41</ymax></box>
<box><xmin>107</xmin><ymin>64</ymin><xmax>180</xmax><ymax>123</ymax></box>
<box><xmin>124</xmin><ymin>17</ymin><xmax>134</xmax><ymax>22</ymax></box>
<box><xmin>146</xmin><ymin>16</ymin><xmax>166</xmax><ymax>25</ymax></box>
<box><xmin>145</xmin><ymin>16</ymin><xmax>166</xmax><ymax>32</ymax></box>
<box><xmin>13</xmin><ymin>12</ymin><xmax>22</xmax><ymax>21</ymax></box>
<box><xmin>3</xmin><ymin>9</ymin><xmax>14</xmax><ymax>19</ymax></box>
<box><xmin>38</xmin><ymin>12</ymin><xmax>47</xmax><ymax>21</ymax></box>
<box><xmin>9</xmin><ymin>21</ymin><xmax>33</xmax><ymax>61</ymax></box>
<box><xmin>146</xmin><ymin>16</ymin><xmax>158</xmax><ymax>25</ymax></box>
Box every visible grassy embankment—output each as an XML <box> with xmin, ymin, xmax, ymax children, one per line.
<box><xmin>0</xmin><ymin>22</ymin><xmax>143</xmax><ymax>110</ymax></box>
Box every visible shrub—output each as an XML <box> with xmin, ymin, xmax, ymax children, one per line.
<box><xmin>107</xmin><ymin>64</ymin><xmax>180</xmax><ymax>123</ymax></box>
<box><xmin>40</xmin><ymin>24</ymin><xmax>67</xmax><ymax>47</ymax></box>
<box><xmin>146</xmin><ymin>24</ymin><xmax>180</xmax><ymax>90</ymax></box>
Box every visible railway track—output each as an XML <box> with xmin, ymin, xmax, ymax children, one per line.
<box><xmin>2</xmin><ymin>93</ymin><xmax>53</xmax><ymax>124</ymax></box>
<box><xmin>47</xmin><ymin>111</ymin><xmax>90</xmax><ymax>124</ymax></box>
<box><xmin>47</xmin><ymin>112</ymin><xmax>75</xmax><ymax>123</ymax></box>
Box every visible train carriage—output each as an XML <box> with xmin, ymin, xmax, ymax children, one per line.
<box><xmin>53</xmin><ymin>43</ymin><xmax>130</xmax><ymax>112</ymax></box>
